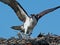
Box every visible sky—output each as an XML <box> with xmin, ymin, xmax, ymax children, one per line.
<box><xmin>0</xmin><ymin>0</ymin><xmax>60</xmax><ymax>38</ymax></box>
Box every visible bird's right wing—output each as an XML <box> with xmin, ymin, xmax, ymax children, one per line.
<box><xmin>0</xmin><ymin>0</ymin><xmax>29</xmax><ymax>22</ymax></box>
<box><xmin>36</xmin><ymin>6</ymin><xmax>60</xmax><ymax>19</ymax></box>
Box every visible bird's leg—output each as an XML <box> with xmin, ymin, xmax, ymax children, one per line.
<box><xmin>28</xmin><ymin>30</ymin><xmax>32</xmax><ymax>36</ymax></box>
<box><xmin>28</xmin><ymin>33</ymin><xmax>32</xmax><ymax>36</ymax></box>
<box><xmin>21</xmin><ymin>28</ymin><xmax>30</xmax><ymax>39</ymax></box>
<box><xmin>17</xmin><ymin>31</ymin><xmax>23</xmax><ymax>39</ymax></box>
<box><xmin>17</xmin><ymin>31</ymin><xmax>27</xmax><ymax>39</ymax></box>
<box><xmin>24</xmin><ymin>27</ymin><xmax>27</xmax><ymax>34</ymax></box>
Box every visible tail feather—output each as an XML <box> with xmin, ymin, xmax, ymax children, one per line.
<box><xmin>11</xmin><ymin>26</ymin><xmax>24</xmax><ymax>32</ymax></box>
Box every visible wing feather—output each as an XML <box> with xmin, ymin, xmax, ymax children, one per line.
<box><xmin>36</xmin><ymin>6</ymin><xmax>60</xmax><ymax>19</ymax></box>
<box><xmin>0</xmin><ymin>0</ymin><xmax>29</xmax><ymax>22</ymax></box>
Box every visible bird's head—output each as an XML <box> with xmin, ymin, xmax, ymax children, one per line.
<box><xmin>31</xmin><ymin>14</ymin><xmax>36</xmax><ymax>18</ymax></box>
<box><xmin>31</xmin><ymin>14</ymin><xmax>39</xmax><ymax>21</ymax></box>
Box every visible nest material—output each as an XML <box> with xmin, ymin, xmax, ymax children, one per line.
<box><xmin>0</xmin><ymin>33</ymin><xmax>60</xmax><ymax>45</ymax></box>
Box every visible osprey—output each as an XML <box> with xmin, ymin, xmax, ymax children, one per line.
<box><xmin>0</xmin><ymin>0</ymin><xmax>60</xmax><ymax>35</ymax></box>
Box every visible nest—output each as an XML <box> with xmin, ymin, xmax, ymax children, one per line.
<box><xmin>0</xmin><ymin>33</ymin><xmax>60</xmax><ymax>45</ymax></box>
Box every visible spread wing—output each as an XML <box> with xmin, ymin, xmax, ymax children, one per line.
<box><xmin>0</xmin><ymin>0</ymin><xmax>29</xmax><ymax>22</ymax></box>
<box><xmin>36</xmin><ymin>6</ymin><xmax>60</xmax><ymax>19</ymax></box>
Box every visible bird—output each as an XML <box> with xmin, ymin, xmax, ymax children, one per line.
<box><xmin>0</xmin><ymin>0</ymin><xmax>60</xmax><ymax>36</ymax></box>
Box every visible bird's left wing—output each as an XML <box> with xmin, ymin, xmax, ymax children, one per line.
<box><xmin>36</xmin><ymin>6</ymin><xmax>60</xmax><ymax>19</ymax></box>
<box><xmin>0</xmin><ymin>0</ymin><xmax>29</xmax><ymax>22</ymax></box>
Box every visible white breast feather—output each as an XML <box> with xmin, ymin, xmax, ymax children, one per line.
<box><xmin>24</xmin><ymin>16</ymin><xmax>37</xmax><ymax>34</ymax></box>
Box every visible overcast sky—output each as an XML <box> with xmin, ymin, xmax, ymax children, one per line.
<box><xmin>0</xmin><ymin>0</ymin><xmax>60</xmax><ymax>38</ymax></box>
